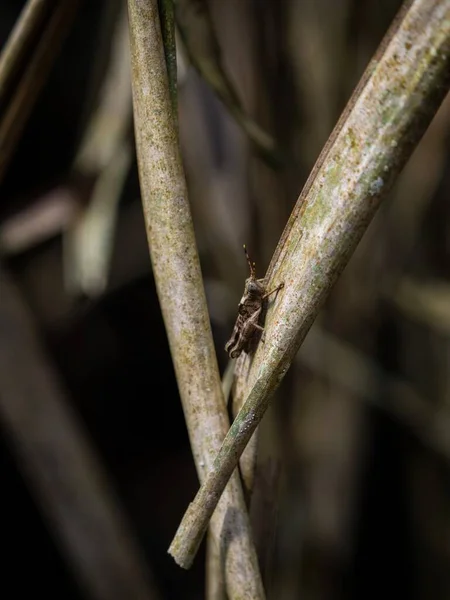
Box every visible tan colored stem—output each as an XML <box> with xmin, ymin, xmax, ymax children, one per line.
<box><xmin>169</xmin><ymin>0</ymin><xmax>450</xmax><ymax>564</ymax></box>
<box><xmin>127</xmin><ymin>1</ymin><xmax>264</xmax><ymax>596</ymax></box>
<box><xmin>205</xmin><ymin>531</ymin><xmax>226</xmax><ymax>600</ymax></box>
<box><xmin>231</xmin><ymin>354</ymin><xmax>259</xmax><ymax>502</ymax></box>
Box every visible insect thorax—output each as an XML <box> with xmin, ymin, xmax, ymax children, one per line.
<box><xmin>244</xmin><ymin>277</ymin><xmax>265</xmax><ymax>298</ymax></box>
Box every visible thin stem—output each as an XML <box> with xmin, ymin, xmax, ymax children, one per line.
<box><xmin>0</xmin><ymin>0</ymin><xmax>50</xmax><ymax>108</ymax></box>
<box><xmin>127</xmin><ymin>1</ymin><xmax>264</xmax><ymax>595</ymax></box>
<box><xmin>0</xmin><ymin>0</ymin><xmax>81</xmax><ymax>183</ymax></box>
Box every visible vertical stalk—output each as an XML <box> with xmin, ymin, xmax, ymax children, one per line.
<box><xmin>127</xmin><ymin>1</ymin><xmax>264</xmax><ymax>596</ymax></box>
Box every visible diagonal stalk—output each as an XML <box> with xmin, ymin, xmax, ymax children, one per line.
<box><xmin>0</xmin><ymin>0</ymin><xmax>50</xmax><ymax>108</ymax></box>
<box><xmin>0</xmin><ymin>0</ymin><xmax>81</xmax><ymax>183</ymax></box>
<box><xmin>169</xmin><ymin>0</ymin><xmax>450</xmax><ymax>566</ymax></box>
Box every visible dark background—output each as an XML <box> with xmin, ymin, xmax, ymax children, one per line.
<box><xmin>1</xmin><ymin>1</ymin><xmax>450</xmax><ymax>598</ymax></box>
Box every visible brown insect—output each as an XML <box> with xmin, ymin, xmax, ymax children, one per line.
<box><xmin>225</xmin><ymin>245</ymin><xmax>284</xmax><ymax>359</ymax></box>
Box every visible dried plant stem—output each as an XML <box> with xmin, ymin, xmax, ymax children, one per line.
<box><xmin>231</xmin><ymin>354</ymin><xmax>259</xmax><ymax>502</ymax></box>
<box><xmin>0</xmin><ymin>267</ymin><xmax>159</xmax><ymax>600</ymax></box>
<box><xmin>0</xmin><ymin>0</ymin><xmax>81</xmax><ymax>182</ymax></box>
<box><xmin>169</xmin><ymin>0</ymin><xmax>450</xmax><ymax>564</ymax></box>
<box><xmin>127</xmin><ymin>1</ymin><xmax>264</xmax><ymax>595</ymax></box>
<box><xmin>205</xmin><ymin>531</ymin><xmax>226</xmax><ymax>600</ymax></box>
<box><xmin>249</xmin><ymin>458</ymin><xmax>281</xmax><ymax>593</ymax></box>
<box><xmin>0</xmin><ymin>0</ymin><xmax>49</xmax><ymax>107</ymax></box>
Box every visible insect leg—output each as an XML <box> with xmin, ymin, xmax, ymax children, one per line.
<box><xmin>262</xmin><ymin>281</ymin><xmax>284</xmax><ymax>300</ymax></box>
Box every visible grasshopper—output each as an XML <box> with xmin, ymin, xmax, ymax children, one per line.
<box><xmin>225</xmin><ymin>245</ymin><xmax>284</xmax><ymax>359</ymax></box>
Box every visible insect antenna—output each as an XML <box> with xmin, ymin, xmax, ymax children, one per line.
<box><xmin>243</xmin><ymin>244</ymin><xmax>256</xmax><ymax>279</ymax></box>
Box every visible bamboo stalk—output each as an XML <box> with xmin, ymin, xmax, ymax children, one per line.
<box><xmin>127</xmin><ymin>1</ymin><xmax>264</xmax><ymax>596</ymax></box>
<box><xmin>169</xmin><ymin>0</ymin><xmax>450</xmax><ymax>566</ymax></box>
